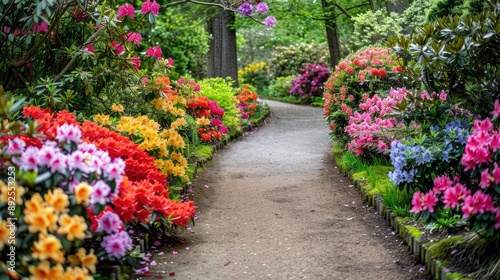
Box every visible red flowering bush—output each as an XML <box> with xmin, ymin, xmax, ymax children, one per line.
<box><xmin>21</xmin><ymin>106</ymin><xmax>197</xmax><ymax>229</ymax></box>
<box><xmin>323</xmin><ymin>47</ymin><xmax>417</xmax><ymax>148</ymax></box>
<box><xmin>290</xmin><ymin>63</ymin><xmax>330</xmax><ymax>100</ymax></box>
<box><xmin>186</xmin><ymin>96</ymin><xmax>228</xmax><ymax>142</ymax></box>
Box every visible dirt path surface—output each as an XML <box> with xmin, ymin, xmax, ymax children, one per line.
<box><xmin>148</xmin><ymin>99</ymin><xmax>427</xmax><ymax>280</ymax></box>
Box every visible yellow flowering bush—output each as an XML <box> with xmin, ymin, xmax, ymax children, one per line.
<box><xmin>238</xmin><ymin>61</ymin><xmax>270</xmax><ymax>92</ymax></box>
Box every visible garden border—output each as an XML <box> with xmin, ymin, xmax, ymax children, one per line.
<box><xmin>332</xmin><ymin>152</ymin><xmax>470</xmax><ymax>280</ymax></box>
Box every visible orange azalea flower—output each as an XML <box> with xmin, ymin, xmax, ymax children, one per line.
<box><xmin>64</xmin><ymin>266</ymin><xmax>92</xmax><ymax>280</ymax></box>
<box><xmin>111</xmin><ymin>103</ymin><xmax>124</xmax><ymax>113</ymax></box>
<box><xmin>28</xmin><ymin>261</ymin><xmax>65</xmax><ymax>280</ymax></box>
<box><xmin>32</xmin><ymin>234</ymin><xmax>65</xmax><ymax>263</ymax></box>
<box><xmin>24</xmin><ymin>206</ymin><xmax>58</xmax><ymax>234</ymax></box>
<box><xmin>67</xmin><ymin>248</ymin><xmax>97</xmax><ymax>273</ymax></box>
<box><xmin>57</xmin><ymin>214</ymin><xmax>87</xmax><ymax>241</ymax></box>
<box><xmin>44</xmin><ymin>188</ymin><xmax>69</xmax><ymax>213</ymax></box>
<box><xmin>74</xmin><ymin>182</ymin><xmax>92</xmax><ymax>205</ymax></box>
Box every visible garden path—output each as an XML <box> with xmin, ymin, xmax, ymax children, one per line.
<box><xmin>147</xmin><ymin>99</ymin><xmax>427</xmax><ymax>280</ymax></box>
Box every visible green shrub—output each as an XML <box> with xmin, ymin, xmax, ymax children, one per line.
<box><xmin>390</xmin><ymin>0</ymin><xmax>500</xmax><ymax>117</ymax></box>
<box><xmin>352</xmin><ymin>10</ymin><xmax>403</xmax><ymax>49</ymax></box>
<box><xmin>269</xmin><ymin>76</ymin><xmax>294</xmax><ymax>97</ymax></box>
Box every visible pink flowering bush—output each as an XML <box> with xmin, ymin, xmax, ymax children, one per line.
<box><xmin>323</xmin><ymin>47</ymin><xmax>418</xmax><ymax>148</ymax></box>
<box><xmin>345</xmin><ymin>87</ymin><xmax>408</xmax><ymax>156</ymax></box>
<box><xmin>409</xmin><ymin>101</ymin><xmax>500</xmax><ymax>237</ymax></box>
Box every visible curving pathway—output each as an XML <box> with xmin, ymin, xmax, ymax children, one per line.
<box><xmin>149</xmin><ymin>99</ymin><xmax>426</xmax><ymax>280</ymax></box>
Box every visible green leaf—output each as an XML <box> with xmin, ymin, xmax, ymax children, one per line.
<box><xmin>34</xmin><ymin>171</ymin><xmax>51</xmax><ymax>185</ymax></box>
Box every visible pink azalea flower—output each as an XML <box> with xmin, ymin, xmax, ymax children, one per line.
<box><xmin>490</xmin><ymin>132</ymin><xmax>500</xmax><ymax>152</ymax></box>
<box><xmin>32</xmin><ymin>21</ymin><xmax>49</xmax><ymax>33</ymax></box>
<box><xmin>433</xmin><ymin>175</ymin><xmax>453</xmax><ymax>194</ymax></box>
<box><xmin>20</xmin><ymin>146</ymin><xmax>40</xmax><ymax>171</ymax></box>
<box><xmin>145</xmin><ymin>46</ymin><xmax>162</xmax><ymax>60</ymax></box>
<box><xmin>219</xmin><ymin>125</ymin><xmax>228</xmax><ymax>135</ymax></box>
<box><xmin>410</xmin><ymin>191</ymin><xmax>424</xmax><ymax>213</ymax></box>
<box><xmin>492</xmin><ymin>99</ymin><xmax>500</xmax><ymax>119</ymax></box>
<box><xmin>48</xmin><ymin>152</ymin><xmax>67</xmax><ymax>174</ymax></box>
<box><xmin>56</xmin><ymin>123</ymin><xmax>82</xmax><ymax>144</ymax></box>
<box><xmin>128</xmin><ymin>56</ymin><xmax>141</xmax><ymax>71</ymax></box>
<box><xmin>6</xmin><ymin>137</ymin><xmax>26</xmax><ymax>155</ymax></box>
<box><xmin>493</xmin><ymin>163</ymin><xmax>500</xmax><ymax>184</ymax></box>
<box><xmin>422</xmin><ymin>190</ymin><xmax>438</xmax><ymax>213</ymax></box>
<box><xmin>83</xmin><ymin>43</ymin><xmax>95</xmax><ymax>53</ymax></box>
<box><xmin>111</xmin><ymin>41</ymin><xmax>125</xmax><ymax>55</ymax></box>
<box><xmin>90</xmin><ymin>180</ymin><xmax>111</xmax><ymax>205</ymax></box>
<box><xmin>495</xmin><ymin>209</ymin><xmax>500</xmax><ymax>230</ymax></box>
<box><xmin>479</xmin><ymin>169</ymin><xmax>491</xmax><ymax>189</ymax></box>
<box><xmin>117</xmin><ymin>3</ymin><xmax>135</xmax><ymax>19</ymax></box>
<box><xmin>141</xmin><ymin>0</ymin><xmax>159</xmax><ymax>15</ymax></box>
<box><xmin>97</xmin><ymin>211</ymin><xmax>123</xmax><ymax>234</ymax></box>
<box><xmin>101</xmin><ymin>231</ymin><xmax>132</xmax><ymax>258</ymax></box>
<box><xmin>439</xmin><ymin>90</ymin><xmax>447</xmax><ymax>101</ymax></box>
<box><xmin>462</xmin><ymin>191</ymin><xmax>495</xmax><ymax>219</ymax></box>
<box><xmin>167</xmin><ymin>57</ymin><xmax>174</xmax><ymax>66</ymax></box>
<box><xmin>473</xmin><ymin>118</ymin><xmax>493</xmax><ymax>132</ymax></box>
<box><xmin>126</xmin><ymin>32</ymin><xmax>142</xmax><ymax>45</ymax></box>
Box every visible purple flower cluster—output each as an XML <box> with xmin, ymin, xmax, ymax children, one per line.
<box><xmin>236</xmin><ymin>1</ymin><xmax>276</xmax><ymax>27</ymax></box>
<box><xmin>290</xmin><ymin>63</ymin><xmax>331</xmax><ymax>99</ymax></box>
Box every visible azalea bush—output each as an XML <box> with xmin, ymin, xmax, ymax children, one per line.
<box><xmin>344</xmin><ymin>87</ymin><xmax>409</xmax><ymax>156</ymax></box>
<box><xmin>236</xmin><ymin>84</ymin><xmax>259</xmax><ymax>125</ymax></box>
<box><xmin>290</xmin><ymin>63</ymin><xmax>330</xmax><ymax>101</ymax></box>
<box><xmin>409</xmin><ymin>101</ymin><xmax>500</xmax><ymax>238</ymax></box>
<box><xmin>323</xmin><ymin>47</ymin><xmax>417</xmax><ymax>148</ymax></box>
<box><xmin>0</xmin><ymin>95</ymin><xmax>133</xmax><ymax>278</ymax></box>
<box><xmin>197</xmin><ymin>78</ymin><xmax>242</xmax><ymax>135</ymax></box>
<box><xmin>186</xmin><ymin>96</ymin><xmax>228</xmax><ymax>143</ymax></box>
<box><xmin>238</xmin><ymin>62</ymin><xmax>270</xmax><ymax>93</ymax></box>
<box><xmin>269</xmin><ymin>43</ymin><xmax>329</xmax><ymax>78</ymax></box>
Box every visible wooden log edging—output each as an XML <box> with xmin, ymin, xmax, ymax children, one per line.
<box><xmin>338</xmin><ymin>165</ymin><xmax>461</xmax><ymax>280</ymax></box>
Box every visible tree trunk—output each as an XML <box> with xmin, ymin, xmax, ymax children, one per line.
<box><xmin>322</xmin><ymin>0</ymin><xmax>341</xmax><ymax>67</ymax></box>
<box><xmin>207</xmin><ymin>9</ymin><xmax>239</xmax><ymax>87</ymax></box>
<box><xmin>385</xmin><ymin>0</ymin><xmax>410</xmax><ymax>14</ymax></box>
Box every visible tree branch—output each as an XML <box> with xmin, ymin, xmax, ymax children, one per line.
<box><xmin>333</xmin><ymin>3</ymin><xmax>352</xmax><ymax>18</ymax></box>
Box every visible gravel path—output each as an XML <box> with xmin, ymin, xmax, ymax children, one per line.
<box><xmin>147</xmin><ymin>99</ymin><xmax>427</xmax><ymax>280</ymax></box>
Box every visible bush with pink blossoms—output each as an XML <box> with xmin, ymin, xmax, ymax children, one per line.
<box><xmin>323</xmin><ymin>46</ymin><xmax>418</xmax><ymax>148</ymax></box>
<box><xmin>290</xmin><ymin>63</ymin><xmax>331</xmax><ymax>101</ymax></box>
<box><xmin>409</xmin><ymin>100</ymin><xmax>500</xmax><ymax>237</ymax></box>
<box><xmin>345</xmin><ymin>87</ymin><xmax>409</xmax><ymax>156</ymax></box>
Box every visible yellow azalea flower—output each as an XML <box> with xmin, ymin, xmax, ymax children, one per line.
<box><xmin>111</xmin><ymin>103</ymin><xmax>124</xmax><ymax>112</ymax></box>
<box><xmin>68</xmin><ymin>248</ymin><xmax>97</xmax><ymax>274</ymax></box>
<box><xmin>74</xmin><ymin>182</ymin><xmax>92</xmax><ymax>205</ymax></box>
<box><xmin>159</xmin><ymin>147</ymin><xmax>169</xmax><ymax>158</ymax></box>
<box><xmin>44</xmin><ymin>188</ymin><xmax>69</xmax><ymax>213</ymax></box>
<box><xmin>0</xmin><ymin>180</ymin><xmax>26</xmax><ymax>205</ymax></box>
<box><xmin>0</xmin><ymin>220</ymin><xmax>10</xmax><ymax>250</ymax></box>
<box><xmin>57</xmin><ymin>214</ymin><xmax>87</xmax><ymax>241</ymax></box>
<box><xmin>171</xmin><ymin>118</ymin><xmax>187</xmax><ymax>130</ymax></box>
<box><xmin>195</xmin><ymin>117</ymin><xmax>210</xmax><ymax>126</ymax></box>
<box><xmin>64</xmin><ymin>266</ymin><xmax>92</xmax><ymax>280</ymax></box>
<box><xmin>92</xmin><ymin>114</ymin><xmax>111</xmax><ymax>125</ymax></box>
<box><xmin>24</xmin><ymin>206</ymin><xmax>58</xmax><ymax>234</ymax></box>
<box><xmin>32</xmin><ymin>234</ymin><xmax>65</xmax><ymax>263</ymax></box>
<box><xmin>151</xmin><ymin>98</ymin><xmax>165</xmax><ymax>110</ymax></box>
<box><xmin>24</xmin><ymin>193</ymin><xmax>45</xmax><ymax>216</ymax></box>
<box><xmin>28</xmin><ymin>261</ymin><xmax>65</xmax><ymax>280</ymax></box>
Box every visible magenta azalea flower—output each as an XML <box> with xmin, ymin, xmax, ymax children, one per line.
<box><xmin>20</xmin><ymin>146</ymin><xmax>40</xmax><ymax>171</ymax></box>
<box><xmin>126</xmin><ymin>32</ymin><xmax>142</xmax><ymax>45</ymax></box>
<box><xmin>117</xmin><ymin>3</ymin><xmax>135</xmax><ymax>19</ymax></box>
<box><xmin>141</xmin><ymin>0</ymin><xmax>160</xmax><ymax>15</ymax></box>
<box><xmin>146</xmin><ymin>46</ymin><xmax>162</xmax><ymax>60</ymax></box>
<box><xmin>422</xmin><ymin>190</ymin><xmax>438</xmax><ymax>213</ymax></box>
<box><xmin>128</xmin><ymin>56</ymin><xmax>141</xmax><ymax>71</ymax></box>
<box><xmin>83</xmin><ymin>43</ymin><xmax>95</xmax><ymax>53</ymax></box>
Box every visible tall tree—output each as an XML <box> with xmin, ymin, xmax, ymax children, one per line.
<box><xmin>207</xmin><ymin>9</ymin><xmax>239</xmax><ymax>86</ymax></box>
<box><xmin>321</xmin><ymin>0</ymin><xmax>341</xmax><ymax>67</ymax></box>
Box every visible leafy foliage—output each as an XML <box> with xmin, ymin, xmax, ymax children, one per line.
<box><xmin>351</xmin><ymin>9</ymin><xmax>403</xmax><ymax>49</ymax></box>
<box><xmin>268</xmin><ymin>43</ymin><xmax>329</xmax><ymax>78</ymax></box>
